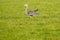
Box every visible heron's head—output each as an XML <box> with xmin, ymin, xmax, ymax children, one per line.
<box><xmin>24</xmin><ymin>4</ymin><xmax>28</xmax><ymax>8</ymax></box>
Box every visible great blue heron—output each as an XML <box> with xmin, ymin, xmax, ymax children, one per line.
<box><xmin>24</xmin><ymin>4</ymin><xmax>38</xmax><ymax>16</ymax></box>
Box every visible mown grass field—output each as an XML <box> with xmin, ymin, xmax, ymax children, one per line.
<box><xmin>0</xmin><ymin>0</ymin><xmax>60</xmax><ymax>40</ymax></box>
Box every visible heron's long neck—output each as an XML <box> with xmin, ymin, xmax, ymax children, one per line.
<box><xmin>25</xmin><ymin>6</ymin><xmax>28</xmax><ymax>14</ymax></box>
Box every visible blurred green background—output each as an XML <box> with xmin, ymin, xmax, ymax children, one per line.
<box><xmin>0</xmin><ymin>0</ymin><xmax>60</xmax><ymax>40</ymax></box>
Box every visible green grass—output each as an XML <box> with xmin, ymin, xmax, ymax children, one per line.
<box><xmin>0</xmin><ymin>0</ymin><xmax>60</xmax><ymax>40</ymax></box>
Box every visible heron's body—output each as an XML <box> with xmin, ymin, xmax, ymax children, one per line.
<box><xmin>24</xmin><ymin>4</ymin><xmax>38</xmax><ymax>16</ymax></box>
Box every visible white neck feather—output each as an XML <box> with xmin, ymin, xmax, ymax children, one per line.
<box><xmin>25</xmin><ymin>6</ymin><xmax>28</xmax><ymax>14</ymax></box>
<box><xmin>24</xmin><ymin>4</ymin><xmax>28</xmax><ymax>14</ymax></box>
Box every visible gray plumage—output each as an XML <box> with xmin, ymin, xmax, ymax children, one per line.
<box><xmin>24</xmin><ymin>4</ymin><xmax>38</xmax><ymax>16</ymax></box>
